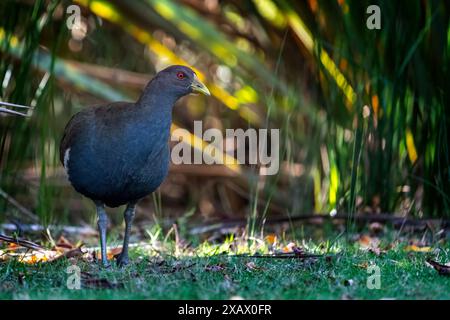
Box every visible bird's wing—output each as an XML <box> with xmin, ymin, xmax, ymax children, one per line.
<box><xmin>59</xmin><ymin>102</ymin><xmax>135</xmax><ymax>166</ymax></box>
<box><xmin>59</xmin><ymin>108</ymin><xmax>94</xmax><ymax>165</ymax></box>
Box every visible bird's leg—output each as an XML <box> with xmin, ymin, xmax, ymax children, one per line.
<box><xmin>95</xmin><ymin>202</ymin><xmax>110</xmax><ymax>267</ymax></box>
<box><xmin>116</xmin><ymin>202</ymin><xmax>136</xmax><ymax>266</ymax></box>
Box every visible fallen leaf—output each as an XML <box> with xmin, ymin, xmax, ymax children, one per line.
<box><xmin>358</xmin><ymin>235</ymin><xmax>384</xmax><ymax>256</ymax></box>
<box><xmin>55</xmin><ymin>235</ymin><xmax>75</xmax><ymax>250</ymax></box>
<box><xmin>265</xmin><ymin>234</ymin><xmax>277</xmax><ymax>245</ymax></box>
<box><xmin>405</xmin><ymin>245</ymin><xmax>432</xmax><ymax>252</ymax></box>
<box><xmin>282</xmin><ymin>242</ymin><xmax>295</xmax><ymax>253</ymax></box>
<box><xmin>94</xmin><ymin>247</ymin><xmax>122</xmax><ymax>261</ymax></box>
<box><xmin>281</xmin><ymin>242</ymin><xmax>304</xmax><ymax>254</ymax></box>
<box><xmin>14</xmin><ymin>250</ymin><xmax>60</xmax><ymax>264</ymax></box>
<box><xmin>358</xmin><ymin>235</ymin><xmax>380</xmax><ymax>248</ymax></box>
<box><xmin>356</xmin><ymin>262</ymin><xmax>369</xmax><ymax>269</ymax></box>
<box><xmin>245</xmin><ymin>261</ymin><xmax>263</xmax><ymax>271</ymax></box>
<box><xmin>205</xmin><ymin>263</ymin><xmax>225</xmax><ymax>272</ymax></box>
<box><xmin>49</xmin><ymin>246</ymin><xmax>85</xmax><ymax>262</ymax></box>
<box><xmin>109</xmin><ymin>247</ymin><xmax>123</xmax><ymax>260</ymax></box>
<box><xmin>7</xmin><ymin>243</ymin><xmax>19</xmax><ymax>250</ymax></box>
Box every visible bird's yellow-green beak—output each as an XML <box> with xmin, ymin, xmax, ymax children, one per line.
<box><xmin>190</xmin><ymin>74</ymin><xmax>210</xmax><ymax>96</ymax></box>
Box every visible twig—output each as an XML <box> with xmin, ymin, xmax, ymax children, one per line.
<box><xmin>426</xmin><ymin>259</ymin><xmax>450</xmax><ymax>276</ymax></box>
<box><xmin>0</xmin><ymin>107</ymin><xmax>29</xmax><ymax>117</ymax></box>
<box><xmin>228</xmin><ymin>253</ymin><xmax>324</xmax><ymax>259</ymax></box>
<box><xmin>0</xmin><ymin>223</ymin><xmax>96</xmax><ymax>236</ymax></box>
<box><xmin>0</xmin><ymin>233</ymin><xmax>43</xmax><ymax>251</ymax></box>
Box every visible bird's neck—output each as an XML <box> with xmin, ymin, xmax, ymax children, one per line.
<box><xmin>132</xmin><ymin>79</ymin><xmax>180</xmax><ymax>144</ymax></box>
<box><xmin>136</xmin><ymin>78</ymin><xmax>180</xmax><ymax>115</ymax></box>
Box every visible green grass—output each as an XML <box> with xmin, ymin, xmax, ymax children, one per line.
<box><xmin>0</xmin><ymin>0</ymin><xmax>449</xmax><ymax>300</ymax></box>
<box><xmin>1</xmin><ymin>241</ymin><xmax>449</xmax><ymax>300</ymax></box>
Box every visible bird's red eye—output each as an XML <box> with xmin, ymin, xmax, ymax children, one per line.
<box><xmin>177</xmin><ymin>72</ymin><xmax>185</xmax><ymax>80</ymax></box>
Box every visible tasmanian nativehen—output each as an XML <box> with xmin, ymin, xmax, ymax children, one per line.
<box><xmin>60</xmin><ymin>65</ymin><xmax>210</xmax><ymax>266</ymax></box>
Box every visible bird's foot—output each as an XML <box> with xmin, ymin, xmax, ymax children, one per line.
<box><xmin>95</xmin><ymin>250</ymin><xmax>111</xmax><ymax>268</ymax></box>
<box><xmin>116</xmin><ymin>253</ymin><xmax>129</xmax><ymax>267</ymax></box>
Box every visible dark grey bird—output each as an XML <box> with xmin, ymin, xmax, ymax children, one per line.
<box><xmin>59</xmin><ymin>65</ymin><xmax>210</xmax><ymax>266</ymax></box>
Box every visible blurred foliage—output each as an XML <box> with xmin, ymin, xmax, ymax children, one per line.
<box><xmin>0</xmin><ymin>0</ymin><xmax>448</xmax><ymax>229</ymax></box>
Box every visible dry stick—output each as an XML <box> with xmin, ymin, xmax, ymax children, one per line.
<box><xmin>0</xmin><ymin>223</ymin><xmax>96</xmax><ymax>236</ymax></box>
<box><xmin>228</xmin><ymin>253</ymin><xmax>324</xmax><ymax>259</ymax></box>
<box><xmin>0</xmin><ymin>187</ymin><xmax>39</xmax><ymax>223</ymax></box>
<box><xmin>0</xmin><ymin>107</ymin><xmax>29</xmax><ymax>116</ymax></box>
<box><xmin>426</xmin><ymin>259</ymin><xmax>450</xmax><ymax>276</ymax></box>
<box><xmin>189</xmin><ymin>213</ymin><xmax>450</xmax><ymax>235</ymax></box>
<box><xmin>0</xmin><ymin>233</ymin><xmax>43</xmax><ymax>251</ymax></box>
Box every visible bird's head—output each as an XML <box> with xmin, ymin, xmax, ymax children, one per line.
<box><xmin>155</xmin><ymin>65</ymin><xmax>210</xmax><ymax>98</ymax></box>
